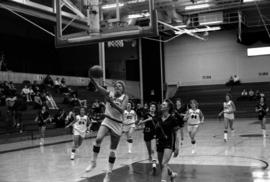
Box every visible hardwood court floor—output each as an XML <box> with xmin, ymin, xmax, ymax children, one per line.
<box><xmin>0</xmin><ymin>118</ymin><xmax>269</xmax><ymax>182</ymax></box>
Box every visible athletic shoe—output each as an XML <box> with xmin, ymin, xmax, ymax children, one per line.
<box><xmin>70</xmin><ymin>152</ymin><xmax>75</xmax><ymax>160</ymax></box>
<box><xmin>152</xmin><ymin>160</ymin><xmax>157</xmax><ymax>175</ymax></box>
<box><xmin>170</xmin><ymin>172</ymin><xmax>177</xmax><ymax>182</ymax></box>
<box><xmin>85</xmin><ymin>161</ymin><xmax>96</xmax><ymax>172</ymax></box>
<box><xmin>103</xmin><ymin>172</ymin><xmax>112</xmax><ymax>182</ymax></box>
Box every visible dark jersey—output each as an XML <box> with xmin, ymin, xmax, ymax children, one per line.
<box><xmin>143</xmin><ymin>113</ymin><xmax>157</xmax><ymax>133</ymax></box>
<box><xmin>155</xmin><ymin>115</ymin><xmax>179</xmax><ymax>142</ymax></box>
<box><xmin>174</xmin><ymin>105</ymin><xmax>187</xmax><ymax>127</ymax></box>
<box><xmin>256</xmin><ymin>103</ymin><xmax>268</xmax><ymax>116</ymax></box>
<box><xmin>37</xmin><ymin>111</ymin><xmax>50</xmax><ymax>126</ymax></box>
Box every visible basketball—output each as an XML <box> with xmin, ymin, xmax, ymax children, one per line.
<box><xmin>88</xmin><ymin>65</ymin><xmax>103</xmax><ymax>78</ymax></box>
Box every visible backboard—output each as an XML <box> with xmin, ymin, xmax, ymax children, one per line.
<box><xmin>55</xmin><ymin>0</ymin><xmax>158</xmax><ymax>47</ymax></box>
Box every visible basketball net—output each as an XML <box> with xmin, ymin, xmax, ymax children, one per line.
<box><xmin>107</xmin><ymin>40</ymin><xmax>124</xmax><ymax>48</ymax></box>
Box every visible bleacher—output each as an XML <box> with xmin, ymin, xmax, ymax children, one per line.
<box><xmin>174</xmin><ymin>82</ymin><xmax>270</xmax><ymax>119</ymax></box>
<box><xmin>0</xmin><ymin>84</ymin><xmax>103</xmax><ymax>144</ymax></box>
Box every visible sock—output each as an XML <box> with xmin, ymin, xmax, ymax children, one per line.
<box><xmin>224</xmin><ymin>131</ymin><xmax>228</xmax><ymax>140</ymax></box>
<box><xmin>262</xmin><ymin>129</ymin><xmax>266</xmax><ymax>137</ymax></box>
<box><xmin>108</xmin><ymin>155</ymin><xmax>116</xmax><ymax>172</ymax></box>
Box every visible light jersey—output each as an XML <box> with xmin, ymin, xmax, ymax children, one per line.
<box><xmin>223</xmin><ymin>100</ymin><xmax>235</xmax><ymax>120</ymax></box>
<box><xmin>102</xmin><ymin>92</ymin><xmax>127</xmax><ymax>136</ymax></box>
<box><xmin>123</xmin><ymin>110</ymin><xmax>136</xmax><ymax>125</ymax></box>
<box><xmin>73</xmin><ymin>115</ymin><xmax>89</xmax><ymax>137</ymax></box>
<box><xmin>187</xmin><ymin>109</ymin><xmax>201</xmax><ymax>125</ymax></box>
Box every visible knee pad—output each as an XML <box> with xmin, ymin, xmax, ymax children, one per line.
<box><xmin>109</xmin><ymin>149</ymin><xmax>116</xmax><ymax>157</ymax></box>
<box><xmin>127</xmin><ymin>139</ymin><xmax>133</xmax><ymax>143</ymax></box>
<box><xmin>93</xmin><ymin>145</ymin><xmax>100</xmax><ymax>153</ymax></box>
<box><xmin>108</xmin><ymin>156</ymin><xmax>116</xmax><ymax>164</ymax></box>
<box><xmin>224</xmin><ymin>130</ymin><xmax>228</xmax><ymax>133</ymax></box>
<box><xmin>191</xmin><ymin>140</ymin><xmax>196</xmax><ymax>145</ymax></box>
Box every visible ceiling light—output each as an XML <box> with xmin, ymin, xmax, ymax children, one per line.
<box><xmin>102</xmin><ymin>3</ymin><xmax>124</xmax><ymax>10</ymax></box>
<box><xmin>200</xmin><ymin>20</ymin><xmax>223</xmax><ymax>25</ymax></box>
<box><xmin>243</xmin><ymin>0</ymin><xmax>260</xmax><ymax>3</ymax></box>
<box><xmin>247</xmin><ymin>46</ymin><xmax>270</xmax><ymax>56</ymax></box>
<box><xmin>174</xmin><ymin>25</ymin><xmax>187</xmax><ymax>29</ymax></box>
<box><xmin>128</xmin><ymin>12</ymin><xmax>150</xmax><ymax>19</ymax></box>
<box><xmin>174</xmin><ymin>26</ymin><xmax>221</xmax><ymax>34</ymax></box>
<box><xmin>185</xmin><ymin>4</ymin><xmax>210</xmax><ymax>10</ymax></box>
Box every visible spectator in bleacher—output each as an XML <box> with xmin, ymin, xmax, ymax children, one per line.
<box><xmin>241</xmin><ymin>89</ymin><xmax>248</xmax><ymax>96</ymax></box>
<box><xmin>21</xmin><ymin>85</ymin><xmax>32</xmax><ymax>102</ymax></box>
<box><xmin>60</xmin><ymin>81</ymin><xmax>69</xmax><ymax>94</ymax></box>
<box><xmin>233</xmin><ymin>75</ymin><xmax>240</xmax><ymax>85</ymax></box>
<box><xmin>0</xmin><ymin>85</ymin><xmax>6</xmax><ymax>106</ymax></box>
<box><xmin>43</xmin><ymin>74</ymin><xmax>54</xmax><ymax>87</ymax></box>
<box><xmin>32</xmin><ymin>80</ymin><xmax>41</xmax><ymax>93</ymax></box>
<box><xmin>0</xmin><ymin>52</ymin><xmax>8</xmax><ymax>71</ymax></box>
<box><xmin>68</xmin><ymin>92</ymin><xmax>87</xmax><ymax>108</ymax></box>
<box><xmin>53</xmin><ymin>108</ymin><xmax>66</xmax><ymax>128</ymax></box>
<box><xmin>225</xmin><ymin>75</ymin><xmax>241</xmax><ymax>88</ymax></box>
<box><xmin>237</xmin><ymin>89</ymin><xmax>249</xmax><ymax>101</ymax></box>
<box><xmin>248</xmin><ymin>89</ymin><xmax>255</xmax><ymax>100</ymax></box>
<box><xmin>45</xmin><ymin>92</ymin><xmax>58</xmax><ymax>110</ymax></box>
<box><xmin>33</xmin><ymin>91</ymin><xmax>43</xmax><ymax>109</ymax></box>
<box><xmin>54</xmin><ymin>77</ymin><xmax>61</xmax><ymax>93</ymax></box>
<box><xmin>13</xmin><ymin>94</ymin><xmax>26</xmax><ymax>133</ymax></box>
<box><xmin>5</xmin><ymin>93</ymin><xmax>17</xmax><ymax>128</ymax></box>
<box><xmin>35</xmin><ymin>105</ymin><xmax>51</xmax><ymax>145</ymax></box>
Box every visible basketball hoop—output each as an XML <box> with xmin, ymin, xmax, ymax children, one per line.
<box><xmin>107</xmin><ymin>40</ymin><xmax>124</xmax><ymax>48</ymax></box>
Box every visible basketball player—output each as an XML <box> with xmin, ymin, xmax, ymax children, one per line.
<box><xmin>138</xmin><ymin>102</ymin><xmax>158</xmax><ymax>173</ymax></box>
<box><xmin>174</xmin><ymin>98</ymin><xmax>187</xmax><ymax>145</ymax></box>
<box><xmin>255</xmin><ymin>97</ymin><xmax>269</xmax><ymax>138</ymax></box>
<box><xmin>156</xmin><ymin>100</ymin><xmax>180</xmax><ymax>182</ymax></box>
<box><xmin>184</xmin><ymin>99</ymin><xmax>204</xmax><ymax>154</ymax></box>
<box><xmin>122</xmin><ymin>102</ymin><xmax>137</xmax><ymax>153</ymax></box>
<box><xmin>218</xmin><ymin>93</ymin><xmax>236</xmax><ymax>142</ymax></box>
<box><xmin>85</xmin><ymin>76</ymin><xmax>128</xmax><ymax>182</ymax></box>
<box><xmin>70</xmin><ymin>107</ymin><xmax>91</xmax><ymax>160</ymax></box>
<box><xmin>34</xmin><ymin>105</ymin><xmax>51</xmax><ymax>145</ymax></box>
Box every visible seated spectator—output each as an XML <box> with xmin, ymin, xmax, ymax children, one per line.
<box><xmin>241</xmin><ymin>89</ymin><xmax>248</xmax><ymax>96</ymax></box>
<box><xmin>0</xmin><ymin>86</ymin><xmax>6</xmax><ymax>106</ymax></box>
<box><xmin>54</xmin><ymin>77</ymin><xmax>61</xmax><ymax>93</ymax></box>
<box><xmin>13</xmin><ymin>94</ymin><xmax>26</xmax><ymax>133</ymax></box>
<box><xmin>43</xmin><ymin>74</ymin><xmax>54</xmax><ymax>87</ymax></box>
<box><xmin>68</xmin><ymin>93</ymin><xmax>87</xmax><ymax>107</ymax></box>
<box><xmin>226</xmin><ymin>75</ymin><xmax>241</xmax><ymax>87</ymax></box>
<box><xmin>33</xmin><ymin>91</ymin><xmax>43</xmax><ymax>109</ymax></box>
<box><xmin>237</xmin><ymin>89</ymin><xmax>249</xmax><ymax>101</ymax></box>
<box><xmin>233</xmin><ymin>75</ymin><xmax>240</xmax><ymax>85</ymax></box>
<box><xmin>45</xmin><ymin>92</ymin><xmax>58</xmax><ymax>110</ymax></box>
<box><xmin>248</xmin><ymin>89</ymin><xmax>255</xmax><ymax>100</ymax></box>
<box><xmin>21</xmin><ymin>85</ymin><xmax>32</xmax><ymax>102</ymax></box>
<box><xmin>0</xmin><ymin>52</ymin><xmax>8</xmax><ymax>71</ymax></box>
<box><xmin>59</xmin><ymin>82</ymin><xmax>69</xmax><ymax>94</ymax></box>
<box><xmin>32</xmin><ymin>80</ymin><xmax>41</xmax><ymax>93</ymax></box>
<box><xmin>5</xmin><ymin>93</ymin><xmax>17</xmax><ymax>127</ymax></box>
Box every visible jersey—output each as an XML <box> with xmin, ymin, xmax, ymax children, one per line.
<box><xmin>256</xmin><ymin>103</ymin><xmax>268</xmax><ymax>116</ymax></box>
<box><xmin>223</xmin><ymin>100</ymin><xmax>235</xmax><ymax>120</ymax></box>
<box><xmin>73</xmin><ymin>115</ymin><xmax>89</xmax><ymax>137</ymax></box>
<box><xmin>187</xmin><ymin>109</ymin><xmax>202</xmax><ymax>125</ymax></box>
<box><xmin>175</xmin><ymin>105</ymin><xmax>187</xmax><ymax>128</ymax></box>
<box><xmin>102</xmin><ymin>92</ymin><xmax>127</xmax><ymax>136</ymax></box>
<box><xmin>123</xmin><ymin>110</ymin><xmax>136</xmax><ymax>125</ymax></box>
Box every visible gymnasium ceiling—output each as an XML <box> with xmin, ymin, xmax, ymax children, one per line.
<box><xmin>0</xmin><ymin>0</ymin><xmax>270</xmax><ymax>38</ymax></box>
